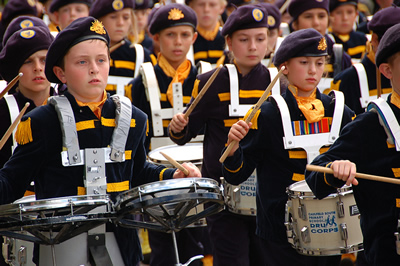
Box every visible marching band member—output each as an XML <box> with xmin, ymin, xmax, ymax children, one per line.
<box><xmin>129</xmin><ymin>4</ymin><xmax>203</xmax><ymax>265</ymax></box>
<box><xmin>187</xmin><ymin>0</ymin><xmax>226</xmax><ymax>65</ymax></box>
<box><xmin>260</xmin><ymin>2</ymin><xmax>281</xmax><ymax>66</ymax></box>
<box><xmin>330</xmin><ymin>6</ymin><xmax>400</xmax><ymax>114</ymax></box>
<box><xmin>306</xmin><ymin>22</ymin><xmax>400</xmax><ymax>266</ymax></box>
<box><xmin>0</xmin><ymin>26</ymin><xmax>54</xmax><ymax>169</ymax></box>
<box><xmin>328</xmin><ymin>0</ymin><xmax>368</xmax><ymax>60</ymax></box>
<box><xmin>288</xmin><ymin>0</ymin><xmax>352</xmax><ymax>79</ymax></box>
<box><xmin>169</xmin><ymin>5</ymin><xmax>271</xmax><ymax>265</ymax></box>
<box><xmin>90</xmin><ymin>0</ymin><xmax>155</xmax><ymax>97</ymax></box>
<box><xmin>0</xmin><ymin>16</ymin><xmax>200</xmax><ymax>265</ymax></box>
<box><xmin>134</xmin><ymin>0</ymin><xmax>154</xmax><ymax>50</ymax></box>
<box><xmin>49</xmin><ymin>0</ymin><xmax>92</xmax><ymax>30</ymax></box>
<box><xmin>222</xmin><ymin>28</ymin><xmax>355</xmax><ymax>265</ymax></box>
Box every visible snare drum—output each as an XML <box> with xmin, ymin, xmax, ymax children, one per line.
<box><xmin>285</xmin><ymin>180</ymin><xmax>363</xmax><ymax>255</ymax></box>
<box><xmin>221</xmin><ymin>170</ymin><xmax>257</xmax><ymax>216</ymax></box>
<box><xmin>148</xmin><ymin>143</ymin><xmax>203</xmax><ymax>170</ymax></box>
<box><xmin>115</xmin><ymin>178</ymin><xmax>223</xmax><ymax>232</ymax></box>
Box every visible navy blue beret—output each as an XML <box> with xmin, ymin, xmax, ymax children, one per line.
<box><xmin>135</xmin><ymin>0</ymin><xmax>152</xmax><ymax>9</ymax></box>
<box><xmin>329</xmin><ymin>0</ymin><xmax>358</xmax><ymax>12</ymax></box>
<box><xmin>148</xmin><ymin>3</ymin><xmax>197</xmax><ymax>35</ymax></box>
<box><xmin>0</xmin><ymin>26</ymin><xmax>54</xmax><ymax>82</ymax></box>
<box><xmin>368</xmin><ymin>6</ymin><xmax>400</xmax><ymax>39</ymax></box>
<box><xmin>3</xmin><ymin>16</ymin><xmax>48</xmax><ymax>47</ymax></box>
<box><xmin>222</xmin><ymin>4</ymin><xmax>269</xmax><ymax>36</ymax></box>
<box><xmin>1</xmin><ymin>0</ymin><xmax>38</xmax><ymax>26</ymax></box>
<box><xmin>273</xmin><ymin>28</ymin><xmax>328</xmax><ymax>67</ymax></box>
<box><xmin>90</xmin><ymin>0</ymin><xmax>135</xmax><ymax>19</ymax></box>
<box><xmin>45</xmin><ymin>16</ymin><xmax>110</xmax><ymax>83</ymax></box>
<box><xmin>50</xmin><ymin>0</ymin><xmax>93</xmax><ymax>13</ymax></box>
<box><xmin>376</xmin><ymin>23</ymin><xmax>400</xmax><ymax>68</ymax></box>
<box><xmin>288</xmin><ymin>0</ymin><xmax>329</xmax><ymax>22</ymax></box>
<box><xmin>259</xmin><ymin>3</ymin><xmax>281</xmax><ymax>30</ymax></box>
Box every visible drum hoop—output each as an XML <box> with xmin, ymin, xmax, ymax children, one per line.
<box><xmin>148</xmin><ymin>143</ymin><xmax>203</xmax><ymax>164</ymax></box>
<box><xmin>0</xmin><ymin>194</ymin><xmax>110</xmax><ymax>216</ymax></box>
<box><xmin>287</xmin><ymin>180</ymin><xmax>353</xmax><ymax>199</ymax></box>
<box><xmin>115</xmin><ymin>178</ymin><xmax>218</xmax><ymax>206</ymax></box>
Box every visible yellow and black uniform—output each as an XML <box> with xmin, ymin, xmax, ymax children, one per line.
<box><xmin>330</xmin><ymin>31</ymin><xmax>367</xmax><ymax>59</ymax></box>
<box><xmin>193</xmin><ymin>23</ymin><xmax>225</xmax><ymax>65</ymax></box>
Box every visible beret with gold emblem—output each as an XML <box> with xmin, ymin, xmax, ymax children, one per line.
<box><xmin>259</xmin><ymin>3</ymin><xmax>281</xmax><ymax>30</ymax></box>
<box><xmin>221</xmin><ymin>4</ymin><xmax>269</xmax><ymax>36</ymax></box>
<box><xmin>288</xmin><ymin>0</ymin><xmax>329</xmax><ymax>22</ymax></box>
<box><xmin>135</xmin><ymin>0</ymin><xmax>152</xmax><ymax>10</ymax></box>
<box><xmin>273</xmin><ymin>28</ymin><xmax>328</xmax><ymax>67</ymax></box>
<box><xmin>1</xmin><ymin>0</ymin><xmax>38</xmax><ymax>26</ymax></box>
<box><xmin>368</xmin><ymin>5</ymin><xmax>400</xmax><ymax>40</ymax></box>
<box><xmin>0</xmin><ymin>26</ymin><xmax>54</xmax><ymax>82</ymax></box>
<box><xmin>329</xmin><ymin>0</ymin><xmax>358</xmax><ymax>12</ymax></box>
<box><xmin>50</xmin><ymin>0</ymin><xmax>93</xmax><ymax>13</ymax></box>
<box><xmin>45</xmin><ymin>16</ymin><xmax>110</xmax><ymax>83</ymax></box>
<box><xmin>148</xmin><ymin>3</ymin><xmax>197</xmax><ymax>35</ymax></box>
<box><xmin>3</xmin><ymin>16</ymin><xmax>48</xmax><ymax>47</ymax></box>
<box><xmin>376</xmin><ymin>23</ymin><xmax>400</xmax><ymax>68</ymax></box>
<box><xmin>89</xmin><ymin>0</ymin><xmax>135</xmax><ymax>19</ymax></box>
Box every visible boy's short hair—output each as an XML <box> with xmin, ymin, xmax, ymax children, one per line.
<box><xmin>222</xmin><ymin>4</ymin><xmax>269</xmax><ymax>36</ymax></box>
<box><xmin>148</xmin><ymin>3</ymin><xmax>197</xmax><ymax>35</ymax></box>
<box><xmin>0</xmin><ymin>26</ymin><xmax>54</xmax><ymax>82</ymax></box>
<box><xmin>329</xmin><ymin>0</ymin><xmax>358</xmax><ymax>12</ymax></box>
<box><xmin>273</xmin><ymin>28</ymin><xmax>328</xmax><ymax>67</ymax></box>
<box><xmin>45</xmin><ymin>16</ymin><xmax>110</xmax><ymax>83</ymax></box>
<box><xmin>288</xmin><ymin>0</ymin><xmax>329</xmax><ymax>23</ymax></box>
<box><xmin>89</xmin><ymin>0</ymin><xmax>135</xmax><ymax>19</ymax></box>
<box><xmin>50</xmin><ymin>0</ymin><xmax>93</xmax><ymax>13</ymax></box>
<box><xmin>376</xmin><ymin>23</ymin><xmax>400</xmax><ymax>68</ymax></box>
<box><xmin>368</xmin><ymin>6</ymin><xmax>400</xmax><ymax>41</ymax></box>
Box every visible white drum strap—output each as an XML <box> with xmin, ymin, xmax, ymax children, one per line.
<box><xmin>268</xmin><ymin>67</ymin><xmax>281</xmax><ymax>95</ymax></box>
<box><xmin>4</xmin><ymin>95</ymin><xmax>19</xmax><ymax>153</ymax></box>
<box><xmin>107</xmin><ymin>75</ymin><xmax>133</xmax><ymax>96</ymax></box>
<box><xmin>48</xmin><ymin>95</ymin><xmax>128</xmax><ymax>166</ymax></box>
<box><xmin>354</xmin><ymin>63</ymin><xmax>370</xmax><ymax>108</ymax></box>
<box><xmin>197</xmin><ymin>61</ymin><xmax>212</xmax><ymax>74</ymax></box>
<box><xmin>140</xmin><ymin>62</ymin><xmax>183</xmax><ymax>136</ymax></box>
<box><xmin>368</xmin><ymin>98</ymin><xmax>400</xmax><ymax>151</ymax></box>
<box><xmin>275</xmin><ymin>37</ymin><xmax>284</xmax><ymax>53</ymax></box>
<box><xmin>133</xmin><ymin>44</ymin><xmax>144</xmax><ymax>78</ymax></box>
<box><xmin>270</xmin><ymin>90</ymin><xmax>344</xmax><ymax>163</ymax></box>
<box><xmin>333</xmin><ymin>44</ymin><xmax>343</xmax><ymax>77</ymax></box>
<box><xmin>227</xmin><ymin>64</ymin><xmax>253</xmax><ymax>117</ymax></box>
<box><xmin>187</xmin><ymin>45</ymin><xmax>195</xmax><ymax>65</ymax></box>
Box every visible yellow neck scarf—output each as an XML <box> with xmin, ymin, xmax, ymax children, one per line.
<box><xmin>365</xmin><ymin>40</ymin><xmax>375</xmax><ymax>64</ymax></box>
<box><xmin>197</xmin><ymin>22</ymin><xmax>220</xmax><ymax>41</ymax></box>
<box><xmin>390</xmin><ymin>91</ymin><xmax>400</xmax><ymax>109</ymax></box>
<box><xmin>158</xmin><ymin>54</ymin><xmax>191</xmax><ymax>106</ymax></box>
<box><xmin>289</xmin><ymin>85</ymin><xmax>325</xmax><ymax>123</ymax></box>
<box><xmin>76</xmin><ymin>91</ymin><xmax>107</xmax><ymax>119</ymax></box>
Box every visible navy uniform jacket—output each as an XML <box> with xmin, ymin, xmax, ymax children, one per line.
<box><xmin>193</xmin><ymin>30</ymin><xmax>225</xmax><ymax>65</ymax></box>
<box><xmin>331</xmin><ymin>31</ymin><xmax>367</xmax><ymax>59</ymax></box>
<box><xmin>325</xmin><ymin>34</ymin><xmax>353</xmax><ymax>78</ymax></box>
<box><xmin>306</xmin><ymin>94</ymin><xmax>400</xmax><ymax>265</ymax></box>
<box><xmin>0</xmin><ymin>91</ymin><xmax>176</xmax><ymax>265</ymax></box>
<box><xmin>222</xmin><ymin>89</ymin><xmax>355</xmax><ymax>243</ymax></box>
<box><xmin>169</xmin><ymin>63</ymin><xmax>271</xmax><ymax>181</ymax></box>
<box><xmin>130</xmin><ymin>63</ymin><xmax>197</xmax><ymax>150</ymax></box>
<box><xmin>331</xmin><ymin>55</ymin><xmax>392</xmax><ymax>114</ymax></box>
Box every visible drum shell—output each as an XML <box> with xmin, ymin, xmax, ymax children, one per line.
<box><xmin>285</xmin><ymin>180</ymin><xmax>363</xmax><ymax>255</ymax></box>
<box><xmin>221</xmin><ymin>170</ymin><xmax>257</xmax><ymax>216</ymax></box>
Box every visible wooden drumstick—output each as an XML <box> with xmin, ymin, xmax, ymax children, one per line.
<box><xmin>306</xmin><ymin>164</ymin><xmax>400</xmax><ymax>185</ymax></box>
<box><xmin>279</xmin><ymin>0</ymin><xmax>290</xmax><ymax>14</ymax></box>
<box><xmin>219</xmin><ymin>66</ymin><xmax>285</xmax><ymax>163</ymax></box>
<box><xmin>376</xmin><ymin>66</ymin><xmax>382</xmax><ymax>98</ymax></box>
<box><xmin>0</xmin><ymin>73</ymin><xmax>23</xmax><ymax>100</ymax></box>
<box><xmin>0</xmin><ymin>102</ymin><xmax>30</xmax><ymax>150</ymax></box>
<box><xmin>184</xmin><ymin>65</ymin><xmax>222</xmax><ymax>119</ymax></box>
<box><xmin>110</xmin><ymin>40</ymin><xmax>125</xmax><ymax>53</ymax></box>
<box><xmin>159</xmin><ymin>151</ymin><xmax>190</xmax><ymax>176</ymax></box>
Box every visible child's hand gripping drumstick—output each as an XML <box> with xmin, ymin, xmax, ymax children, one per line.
<box><xmin>219</xmin><ymin>66</ymin><xmax>285</xmax><ymax>163</ymax></box>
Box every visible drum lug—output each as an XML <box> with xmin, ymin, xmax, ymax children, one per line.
<box><xmin>337</xmin><ymin>200</ymin><xmax>345</xmax><ymax>218</ymax></box>
<box><xmin>301</xmin><ymin>226</ymin><xmax>311</xmax><ymax>243</ymax></box>
<box><xmin>18</xmin><ymin>245</ymin><xmax>27</xmax><ymax>265</ymax></box>
<box><xmin>2</xmin><ymin>237</ymin><xmax>13</xmax><ymax>264</ymax></box>
<box><xmin>298</xmin><ymin>204</ymin><xmax>307</xmax><ymax>221</ymax></box>
<box><xmin>340</xmin><ymin>223</ymin><xmax>348</xmax><ymax>241</ymax></box>
<box><xmin>233</xmin><ymin>187</ymin><xmax>240</xmax><ymax>203</ymax></box>
<box><xmin>395</xmin><ymin>232</ymin><xmax>400</xmax><ymax>255</ymax></box>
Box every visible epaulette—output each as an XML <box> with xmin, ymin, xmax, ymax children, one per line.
<box><xmin>15</xmin><ymin>117</ymin><xmax>33</xmax><ymax>145</ymax></box>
